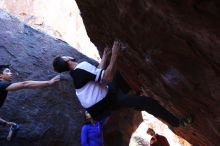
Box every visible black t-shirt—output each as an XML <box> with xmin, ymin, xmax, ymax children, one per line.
<box><xmin>0</xmin><ymin>81</ymin><xmax>12</xmax><ymax>107</ymax></box>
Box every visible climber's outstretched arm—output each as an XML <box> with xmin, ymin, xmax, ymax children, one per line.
<box><xmin>102</xmin><ymin>41</ymin><xmax>121</xmax><ymax>83</ymax></box>
<box><xmin>6</xmin><ymin>75</ymin><xmax>60</xmax><ymax>91</ymax></box>
<box><xmin>98</xmin><ymin>46</ymin><xmax>111</xmax><ymax>70</ymax></box>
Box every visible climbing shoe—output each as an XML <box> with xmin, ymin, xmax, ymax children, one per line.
<box><xmin>7</xmin><ymin>123</ymin><xmax>20</xmax><ymax>141</ymax></box>
<box><xmin>179</xmin><ymin>115</ymin><xmax>194</xmax><ymax>127</ymax></box>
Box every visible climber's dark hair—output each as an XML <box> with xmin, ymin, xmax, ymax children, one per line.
<box><xmin>53</xmin><ymin>56</ymin><xmax>69</xmax><ymax>73</ymax></box>
<box><xmin>0</xmin><ymin>65</ymin><xmax>9</xmax><ymax>74</ymax></box>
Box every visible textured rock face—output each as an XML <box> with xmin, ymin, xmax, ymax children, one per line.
<box><xmin>75</xmin><ymin>0</ymin><xmax>220</xmax><ymax>146</ymax></box>
<box><xmin>104</xmin><ymin>109</ymin><xmax>142</xmax><ymax>146</ymax></box>
<box><xmin>0</xmin><ymin>9</ymin><xmax>93</xmax><ymax>146</ymax></box>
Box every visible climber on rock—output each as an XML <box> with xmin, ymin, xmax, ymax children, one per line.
<box><xmin>0</xmin><ymin>65</ymin><xmax>61</xmax><ymax>141</ymax></box>
<box><xmin>53</xmin><ymin>40</ymin><xmax>193</xmax><ymax>129</ymax></box>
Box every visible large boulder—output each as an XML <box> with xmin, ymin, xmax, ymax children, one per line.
<box><xmin>75</xmin><ymin>0</ymin><xmax>220</xmax><ymax>146</ymax></box>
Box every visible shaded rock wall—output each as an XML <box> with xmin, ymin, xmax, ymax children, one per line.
<box><xmin>75</xmin><ymin>0</ymin><xmax>220</xmax><ymax>146</ymax></box>
<box><xmin>0</xmin><ymin>9</ymin><xmax>95</xmax><ymax>146</ymax></box>
<box><xmin>104</xmin><ymin>109</ymin><xmax>142</xmax><ymax>146</ymax></box>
